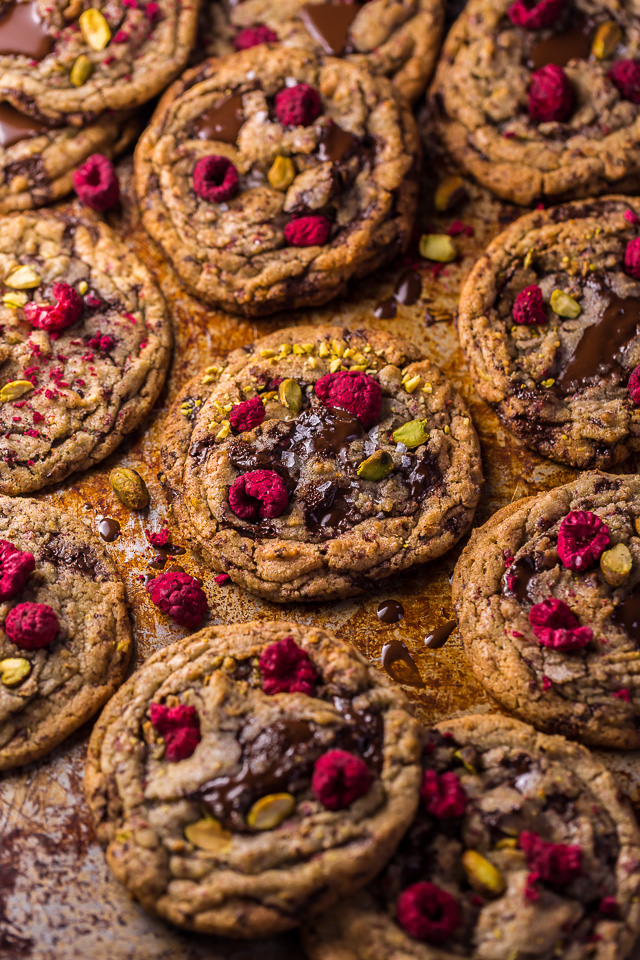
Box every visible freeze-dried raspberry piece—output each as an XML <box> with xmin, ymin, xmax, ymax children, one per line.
<box><xmin>625</xmin><ymin>237</ymin><xmax>640</xmax><ymax>280</ymax></box>
<box><xmin>259</xmin><ymin>636</ymin><xmax>318</xmax><ymax>695</ymax></box>
<box><xmin>145</xmin><ymin>528</ymin><xmax>170</xmax><ymax>548</ymax></box>
<box><xmin>520</xmin><ymin>830</ymin><xmax>582</xmax><ymax>885</ymax></box>
<box><xmin>284</xmin><ymin>215</ymin><xmax>331</xmax><ymax>247</ymax></box>
<box><xmin>229</xmin><ymin>396</ymin><xmax>265</xmax><ymax>433</ymax></box>
<box><xmin>609</xmin><ymin>60</ymin><xmax>640</xmax><ymax>103</ymax></box>
<box><xmin>24</xmin><ymin>283</ymin><xmax>84</xmax><ymax>333</ymax></box>
<box><xmin>507</xmin><ymin>0</ymin><xmax>562</xmax><ymax>29</ymax></box>
<box><xmin>396</xmin><ymin>882</ymin><xmax>460</xmax><ymax>944</ymax></box>
<box><xmin>73</xmin><ymin>154</ymin><xmax>120</xmax><ymax>211</ymax></box>
<box><xmin>512</xmin><ymin>284</ymin><xmax>546</xmax><ymax>325</ymax></box>
<box><xmin>5</xmin><ymin>602</ymin><xmax>58</xmax><ymax>650</ymax></box>
<box><xmin>88</xmin><ymin>332</ymin><xmax>115</xmax><ymax>352</ymax></box>
<box><xmin>228</xmin><ymin>470</ymin><xmax>289</xmax><ymax>521</ymax></box>
<box><xmin>193</xmin><ymin>155</ymin><xmax>239</xmax><ymax>203</ymax></box>
<box><xmin>275</xmin><ymin>82</ymin><xmax>322</xmax><ymax>127</ymax></box>
<box><xmin>312</xmin><ymin>750</ymin><xmax>371</xmax><ymax>810</ymax></box>
<box><xmin>421</xmin><ymin>769</ymin><xmax>467</xmax><ymax>818</ymax></box>
<box><xmin>149</xmin><ymin>702</ymin><xmax>201</xmax><ymax>761</ymax></box>
<box><xmin>628</xmin><ymin>365</ymin><xmax>640</xmax><ymax>404</ymax></box>
<box><xmin>557</xmin><ymin>510</ymin><xmax>610</xmax><ymax>570</ymax></box>
<box><xmin>315</xmin><ymin>370</ymin><xmax>382</xmax><ymax>428</ymax></box>
<box><xmin>0</xmin><ymin>540</ymin><xmax>35</xmax><ymax>600</ymax></box>
<box><xmin>146</xmin><ymin>572</ymin><xmax>208</xmax><ymax>628</ymax></box>
<box><xmin>528</xmin><ymin>64</ymin><xmax>573</xmax><ymax>122</ymax></box>
<box><xmin>234</xmin><ymin>25</ymin><xmax>277</xmax><ymax>50</ymax></box>
<box><xmin>529</xmin><ymin>598</ymin><xmax>592</xmax><ymax>651</ymax></box>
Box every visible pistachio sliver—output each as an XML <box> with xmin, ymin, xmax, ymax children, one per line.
<box><xmin>247</xmin><ymin>793</ymin><xmax>296</xmax><ymax>831</ymax></box>
<box><xmin>550</xmin><ymin>289</ymin><xmax>581</xmax><ymax>319</ymax></box>
<box><xmin>5</xmin><ymin>265</ymin><xmax>41</xmax><ymax>289</ymax></box>
<box><xmin>184</xmin><ymin>817</ymin><xmax>232</xmax><ymax>852</ymax></box>
<box><xmin>0</xmin><ymin>657</ymin><xmax>31</xmax><ymax>687</ymax></box>
<box><xmin>70</xmin><ymin>53</ymin><xmax>94</xmax><ymax>86</ymax></box>
<box><xmin>0</xmin><ymin>380</ymin><xmax>34</xmax><ymax>402</ymax></box>
<box><xmin>591</xmin><ymin>21</ymin><xmax>621</xmax><ymax>59</ymax></box>
<box><xmin>419</xmin><ymin>234</ymin><xmax>457</xmax><ymax>263</ymax></box>
<box><xmin>462</xmin><ymin>850</ymin><xmax>506</xmax><ymax>897</ymax></box>
<box><xmin>357</xmin><ymin>450</ymin><xmax>394</xmax><ymax>482</ymax></box>
<box><xmin>278</xmin><ymin>378</ymin><xmax>302</xmax><ymax>414</ymax></box>
<box><xmin>79</xmin><ymin>8</ymin><xmax>111</xmax><ymax>49</ymax></box>
<box><xmin>268</xmin><ymin>156</ymin><xmax>295</xmax><ymax>191</ymax></box>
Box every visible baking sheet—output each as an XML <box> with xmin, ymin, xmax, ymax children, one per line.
<box><xmin>1</xmin><ymin>126</ymin><xmax>640</xmax><ymax>960</ymax></box>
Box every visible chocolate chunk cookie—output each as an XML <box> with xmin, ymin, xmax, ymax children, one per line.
<box><xmin>430</xmin><ymin>0</ymin><xmax>640</xmax><ymax>205</ymax></box>
<box><xmin>303</xmin><ymin>713</ymin><xmax>640</xmax><ymax>960</ymax></box>
<box><xmin>160</xmin><ymin>325</ymin><xmax>482</xmax><ymax>603</ymax></box>
<box><xmin>453</xmin><ymin>472</ymin><xmax>640</xmax><ymax>749</ymax></box>
<box><xmin>0</xmin><ymin>0</ymin><xmax>200</xmax><ymax>125</ymax></box>
<box><xmin>0</xmin><ymin>494</ymin><xmax>131</xmax><ymax>770</ymax></box>
<box><xmin>0</xmin><ymin>207</ymin><xmax>172</xmax><ymax>495</ymax></box>
<box><xmin>458</xmin><ymin>197</ymin><xmax>640</xmax><ymax>470</ymax></box>
<box><xmin>85</xmin><ymin>620</ymin><xmax>422</xmax><ymax>937</ymax></box>
<box><xmin>134</xmin><ymin>46</ymin><xmax>420</xmax><ymax>316</ymax></box>
<box><xmin>0</xmin><ymin>103</ymin><xmax>136</xmax><ymax>213</ymax></box>
<box><xmin>205</xmin><ymin>0</ymin><xmax>445</xmax><ymax>104</ymax></box>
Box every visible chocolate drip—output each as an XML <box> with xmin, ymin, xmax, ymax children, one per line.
<box><xmin>612</xmin><ymin>587</ymin><xmax>640</xmax><ymax>644</ymax></box>
<box><xmin>381</xmin><ymin>639</ymin><xmax>424</xmax><ymax>687</ymax></box>
<box><xmin>394</xmin><ymin>270</ymin><xmax>422</xmax><ymax>306</ymax></box>
<box><xmin>0</xmin><ymin>102</ymin><xmax>46</xmax><ymax>148</ymax></box>
<box><xmin>192</xmin><ymin>94</ymin><xmax>245</xmax><ymax>143</ymax></box>
<box><xmin>556</xmin><ymin>292</ymin><xmax>640</xmax><ymax>392</ymax></box>
<box><xmin>300</xmin><ymin>2</ymin><xmax>361</xmax><ymax>55</ymax></box>
<box><xmin>318</xmin><ymin>122</ymin><xmax>357</xmax><ymax>163</ymax></box>
<box><xmin>98</xmin><ymin>517</ymin><xmax>120</xmax><ymax>542</ymax></box>
<box><xmin>527</xmin><ymin>16</ymin><xmax>594</xmax><ymax>70</ymax></box>
<box><xmin>0</xmin><ymin>1</ymin><xmax>53</xmax><ymax>60</ymax></box>
<box><xmin>377</xmin><ymin>599</ymin><xmax>404</xmax><ymax>623</ymax></box>
<box><xmin>424</xmin><ymin>619</ymin><xmax>456</xmax><ymax>650</ymax></box>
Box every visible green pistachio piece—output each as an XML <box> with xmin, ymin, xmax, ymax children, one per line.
<box><xmin>419</xmin><ymin>234</ymin><xmax>457</xmax><ymax>263</ymax></box>
<box><xmin>392</xmin><ymin>420</ymin><xmax>429</xmax><ymax>448</ymax></box>
<box><xmin>0</xmin><ymin>380</ymin><xmax>34</xmax><ymax>402</ymax></box>
<box><xmin>109</xmin><ymin>467</ymin><xmax>150</xmax><ymax>510</ymax></box>
<box><xmin>278</xmin><ymin>378</ymin><xmax>302</xmax><ymax>414</ymax></box>
<box><xmin>600</xmin><ymin>543</ymin><xmax>632</xmax><ymax>586</ymax></box>
<box><xmin>357</xmin><ymin>450</ymin><xmax>394</xmax><ymax>481</ymax></box>
<box><xmin>247</xmin><ymin>793</ymin><xmax>296</xmax><ymax>830</ymax></box>
<box><xmin>462</xmin><ymin>851</ymin><xmax>506</xmax><ymax>896</ymax></box>
<box><xmin>0</xmin><ymin>657</ymin><xmax>31</xmax><ymax>687</ymax></box>
<box><xmin>550</xmin><ymin>289</ymin><xmax>581</xmax><ymax>319</ymax></box>
<box><xmin>591</xmin><ymin>21</ymin><xmax>621</xmax><ymax>60</ymax></box>
<box><xmin>70</xmin><ymin>53</ymin><xmax>94</xmax><ymax>87</ymax></box>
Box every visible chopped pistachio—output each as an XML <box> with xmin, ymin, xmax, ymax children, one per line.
<box><xmin>70</xmin><ymin>53</ymin><xmax>93</xmax><ymax>86</ymax></box>
<box><xmin>419</xmin><ymin>233</ymin><xmax>457</xmax><ymax>263</ymax></box>
<box><xmin>184</xmin><ymin>817</ymin><xmax>232</xmax><ymax>852</ymax></box>
<box><xmin>77</xmin><ymin>279</ymin><xmax>89</xmax><ymax>295</ymax></box>
<box><xmin>201</xmin><ymin>374</ymin><xmax>215</xmax><ymax>384</ymax></box>
<box><xmin>591</xmin><ymin>20</ymin><xmax>621</xmax><ymax>59</ymax></box>
<box><xmin>600</xmin><ymin>543</ymin><xmax>633</xmax><ymax>586</ymax></box>
<box><xmin>278</xmin><ymin>378</ymin><xmax>303</xmax><ymax>414</ymax></box>
<box><xmin>216</xmin><ymin>422</ymin><xmax>231</xmax><ymax>441</ymax></box>
<box><xmin>357</xmin><ymin>450</ymin><xmax>394</xmax><ymax>482</ymax></box>
<box><xmin>302</xmin><ymin>343</ymin><xmax>315</xmax><ymax>354</ymax></box>
<box><xmin>495</xmin><ymin>838</ymin><xmax>518</xmax><ymax>850</ymax></box>
<box><xmin>0</xmin><ymin>657</ymin><xmax>31</xmax><ymax>687</ymax></box>
<box><xmin>343</xmin><ymin>347</ymin><xmax>355</xmax><ymax>359</ymax></box>
<box><xmin>318</xmin><ymin>342</ymin><xmax>330</xmax><ymax>358</ymax></box>
<box><xmin>462</xmin><ymin>851</ymin><xmax>506</xmax><ymax>896</ymax></box>
<box><xmin>392</xmin><ymin>419</ymin><xmax>428</xmax><ymax>448</ymax></box>
<box><xmin>550</xmin><ymin>289</ymin><xmax>581</xmax><ymax>319</ymax></box>
<box><xmin>434</xmin><ymin>175</ymin><xmax>467</xmax><ymax>213</ymax></box>
<box><xmin>308</xmin><ymin>357</ymin><xmax>319</xmax><ymax>369</ymax></box>
<box><xmin>260</xmin><ymin>348</ymin><xmax>275</xmax><ymax>359</ymax></box>
<box><xmin>350</xmin><ymin>364</ymin><xmax>367</xmax><ymax>371</ymax></box>
<box><xmin>541</xmin><ymin>378</ymin><xmax>555</xmax><ymax>388</ymax></box>
<box><xmin>279</xmin><ymin>343</ymin><xmax>292</xmax><ymax>356</ymax></box>
<box><xmin>267</xmin><ymin>155</ymin><xmax>295</xmax><ymax>191</ymax></box>
<box><xmin>2</xmin><ymin>290</ymin><xmax>28</xmax><ymax>308</ymax></box>
<box><xmin>523</xmin><ymin>249</ymin><xmax>535</xmax><ymax>270</ymax></box>
<box><xmin>247</xmin><ymin>793</ymin><xmax>296</xmax><ymax>830</ymax></box>
<box><xmin>404</xmin><ymin>374</ymin><xmax>422</xmax><ymax>394</ymax></box>
<box><xmin>79</xmin><ymin>8</ymin><xmax>111</xmax><ymax>49</ymax></box>
<box><xmin>332</xmin><ymin>339</ymin><xmax>345</xmax><ymax>357</ymax></box>
<box><xmin>5</xmin><ymin>265</ymin><xmax>41</xmax><ymax>289</ymax></box>
<box><xmin>329</xmin><ymin>358</ymin><xmax>342</xmax><ymax>373</ymax></box>
<box><xmin>0</xmin><ymin>379</ymin><xmax>34</xmax><ymax>402</ymax></box>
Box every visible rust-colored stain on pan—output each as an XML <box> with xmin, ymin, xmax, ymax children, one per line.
<box><xmin>1</xmin><ymin>140</ymin><xmax>639</xmax><ymax>960</ymax></box>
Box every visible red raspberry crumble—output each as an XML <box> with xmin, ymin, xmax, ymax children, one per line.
<box><xmin>258</xmin><ymin>636</ymin><xmax>318</xmax><ymax>695</ymax></box>
<box><xmin>396</xmin><ymin>882</ymin><xmax>460</xmax><ymax>944</ymax></box>
<box><xmin>557</xmin><ymin>510</ymin><xmax>610</xmax><ymax>570</ymax></box>
<box><xmin>625</xmin><ymin>237</ymin><xmax>640</xmax><ymax>280</ymax></box>
<box><xmin>529</xmin><ymin>598</ymin><xmax>592</xmax><ymax>651</ymax></box>
<box><xmin>0</xmin><ymin>540</ymin><xmax>35</xmax><ymax>600</ymax></box>
<box><xmin>149</xmin><ymin>702</ymin><xmax>201</xmax><ymax>762</ymax></box>
<box><xmin>25</xmin><ymin>283</ymin><xmax>84</xmax><ymax>333</ymax></box>
<box><xmin>512</xmin><ymin>284</ymin><xmax>546</xmax><ymax>325</ymax></box>
<box><xmin>193</xmin><ymin>155</ymin><xmax>239</xmax><ymax>203</ymax></box>
<box><xmin>421</xmin><ymin>769</ymin><xmax>467</xmax><ymax>818</ymax></box>
<box><xmin>73</xmin><ymin>154</ymin><xmax>120</xmax><ymax>211</ymax></box>
<box><xmin>609</xmin><ymin>60</ymin><xmax>640</xmax><ymax>103</ymax></box>
<box><xmin>146</xmin><ymin>572</ymin><xmax>208</xmax><ymax>628</ymax></box>
<box><xmin>629</xmin><ymin>365</ymin><xmax>640</xmax><ymax>404</ymax></box>
<box><xmin>613</xmin><ymin>689</ymin><xmax>631</xmax><ymax>702</ymax></box>
<box><xmin>5</xmin><ymin>601</ymin><xmax>59</xmax><ymax>650</ymax></box>
<box><xmin>145</xmin><ymin>528</ymin><xmax>171</xmax><ymax>548</ymax></box>
<box><xmin>228</xmin><ymin>470</ymin><xmax>289</xmax><ymax>521</ymax></box>
<box><xmin>229</xmin><ymin>395</ymin><xmax>265</xmax><ymax>433</ymax></box>
<box><xmin>284</xmin><ymin>215</ymin><xmax>331</xmax><ymax>247</ymax></box>
<box><xmin>507</xmin><ymin>0</ymin><xmax>562</xmax><ymax>29</ymax></box>
<box><xmin>599</xmin><ymin>896</ymin><xmax>618</xmax><ymax>916</ymax></box>
<box><xmin>315</xmin><ymin>370</ymin><xmax>382</xmax><ymax>428</ymax></box>
<box><xmin>312</xmin><ymin>750</ymin><xmax>371</xmax><ymax>810</ymax></box>
<box><xmin>275</xmin><ymin>82</ymin><xmax>322</xmax><ymax>127</ymax></box>
<box><xmin>88</xmin><ymin>333</ymin><xmax>115</xmax><ymax>352</ymax></box>
<box><xmin>234</xmin><ymin>25</ymin><xmax>277</xmax><ymax>50</ymax></box>
<box><xmin>519</xmin><ymin>830</ymin><xmax>582</xmax><ymax>885</ymax></box>
<box><xmin>528</xmin><ymin>64</ymin><xmax>573</xmax><ymax>123</ymax></box>
<box><xmin>214</xmin><ymin>573</ymin><xmax>231</xmax><ymax>585</ymax></box>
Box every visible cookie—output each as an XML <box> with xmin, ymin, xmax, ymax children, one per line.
<box><xmin>160</xmin><ymin>324</ymin><xmax>482</xmax><ymax>603</ymax></box>
<box><xmin>453</xmin><ymin>471</ymin><xmax>640</xmax><ymax>749</ymax></box>
<box><xmin>134</xmin><ymin>45</ymin><xmax>421</xmax><ymax>316</ymax></box>
<box><xmin>457</xmin><ymin>196</ymin><xmax>640</xmax><ymax>470</ymax></box>
<box><xmin>204</xmin><ymin>0</ymin><xmax>445</xmax><ymax>104</ymax></box>
<box><xmin>0</xmin><ymin>102</ymin><xmax>136</xmax><ymax>213</ymax></box>
<box><xmin>84</xmin><ymin>620</ymin><xmax>422</xmax><ymax>937</ymax></box>
<box><xmin>0</xmin><ymin>494</ymin><xmax>131</xmax><ymax>770</ymax></box>
<box><xmin>303</xmin><ymin>713</ymin><xmax>640</xmax><ymax>960</ymax></box>
<box><xmin>430</xmin><ymin>0</ymin><xmax>640</xmax><ymax>206</ymax></box>
<box><xmin>0</xmin><ymin>0</ymin><xmax>200</xmax><ymax>125</ymax></box>
<box><xmin>0</xmin><ymin>207</ymin><xmax>172</xmax><ymax>495</ymax></box>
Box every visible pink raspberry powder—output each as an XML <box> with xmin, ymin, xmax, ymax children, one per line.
<box><xmin>146</xmin><ymin>572</ymin><xmax>208</xmax><ymax>628</ymax></box>
<box><xmin>609</xmin><ymin>60</ymin><xmax>640</xmax><ymax>103</ymax></box>
<box><xmin>312</xmin><ymin>749</ymin><xmax>371</xmax><ymax>810</ymax></box>
<box><xmin>0</xmin><ymin>540</ymin><xmax>35</xmax><ymax>600</ymax></box>
<box><xmin>512</xmin><ymin>284</ymin><xmax>547</xmax><ymax>325</ymax></box>
<box><xmin>234</xmin><ymin>25</ymin><xmax>277</xmax><ymax>50</ymax></box>
<box><xmin>73</xmin><ymin>154</ymin><xmax>120</xmax><ymax>211</ymax></box>
<box><xmin>625</xmin><ymin>237</ymin><xmax>640</xmax><ymax>280</ymax></box>
<box><xmin>557</xmin><ymin>510</ymin><xmax>610</xmax><ymax>570</ymax></box>
<box><xmin>229</xmin><ymin>396</ymin><xmax>265</xmax><ymax>433</ymax></box>
<box><xmin>315</xmin><ymin>369</ymin><xmax>382</xmax><ymax>428</ymax></box>
<box><xmin>5</xmin><ymin>602</ymin><xmax>59</xmax><ymax>650</ymax></box>
<box><xmin>507</xmin><ymin>0</ymin><xmax>562</xmax><ymax>29</ymax></box>
<box><xmin>193</xmin><ymin>155</ymin><xmax>239</xmax><ymax>203</ymax></box>
<box><xmin>284</xmin><ymin>215</ymin><xmax>331</xmax><ymax>247</ymax></box>
<box><xmin>149</xmin><ymin>702</ymin><xmax>201</xmax><ymax>762</ymax></box>
<box><xmin>528</xmin><ymin>64</ymin><xmax>573</xmax><ymax>123</ymax></box>
<box><xmin>396</xmin><ymin>882</ymin><xmax>461</xmax><ymax>944</ymax></box>
<box><xmin>228</xmin><ymin>470</ymin><xmax>289</xmax><ymax>521</ymax></box>
<box><xmin>421</xmin><ymin>769</ymin><xmax>467</xmax><ymax>818</ymax></box>
<box><xmin>25</xmin><ymin>283</ymin><xmax>84</xmax><ymax>333</ymax></box>
<box><xmin>258</xmin><ymin>636</ymin><xmax>318</xmax><ymax>695</ymax></box>
<box><xmin>274</xmin><ymin>82</ymin><xmax>322</xmax><ymax>127</ymax></box>
<box><xmin>529</xmin><ymin>598</ymin><xmax>592</xmax><ymax>651</ymax></box>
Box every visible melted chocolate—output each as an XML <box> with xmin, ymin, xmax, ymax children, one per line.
<box><xmin>527</xmin><ymin>16</ymin><xmax>594</xmax><ymax>70</ymax></box>
<box><xmin>424</xmin><ymin>619</ymin><xmax>456</xmax><ymax>650</ymax></box>
<box><xmin>377</xmin><ymin>599</ymin><xmax>405</xmax><ymax>623</ymax></box>
<box><xmin>400</xmin><ymin>453</ymin><xmax>441</xmax><ymax>500</ymax></box>
<box><xmin>98</xmin><ymin>517</ymin><xmax>120</xmax><ymax>543</ymax></box>
<box><xmin>0</xmin><ymin>1</ymin><xmax>52</xmax><ymax>60</ymax></box>
<box><xmin>192</xmin><ymin>94</ymin><xmax>245</xmax><ymax>143</ymax></box>
<box><xmin>612</xmin><ymin>587</ymin><xmax>640</xmax><ymax>644</ymax></box>
<box><xmin>503</xmin><ymin>555</ymin><xmax>536</xmax><ymax>602</ymax></box>
<box><xmin>556</xmin><ymin>292</ymin><xmax>640</xmax><ymax>392</ymax></box>
<box><xmin>0</xmin><ymin>101</ymin><xmax>46</xmax><ymax>148</ymax></box>
<box><xmin>300</xmin><ymin>2</ymin><xmax>361</xmax><ymax>55</ymax></box>
<box><xmin>394</xmin><ymin>270</ymin><xmax>422</xmax><ymax>306</ymax></box>
<box><xmin>381</xmin><ymin>639</ymin><xmax>424</xmax><ymax>688</ymax></box>
<box><xmin>305</xmin><ymin>481</ymin><xmax>355</xmax><ymax>534</ymax></box>
<box><xmin>318</xmin><ymin>122</ymin><xmax>357</xmax><ymax>162</ymax></box>
<box><xmin>374</xmin><ymin>297</ymin><xmax>397</xmax><ymax>319</ymax></box>
<box><xmin>40</xmin><ymin>536</ymin><xmax>102</xmax><ymax>580</ymax></box>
